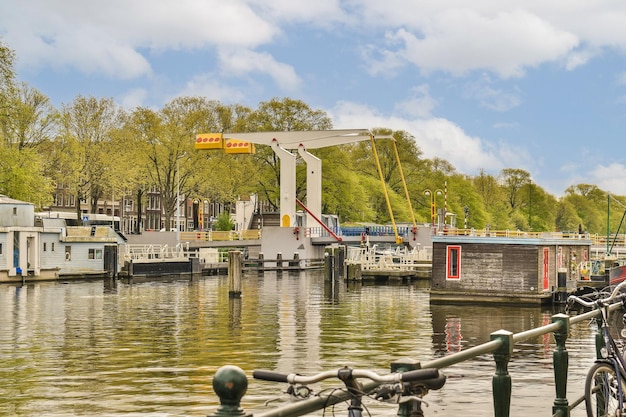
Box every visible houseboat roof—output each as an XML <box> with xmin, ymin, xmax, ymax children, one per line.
<box><xmin>0</xmin><ymin>195</ymin><xmax>32</xmax><ymax>205</ymax></box>
<box><xmin>432</xmin><ymin>233</ymin><xmax>592</xmax><ymax>246</ymax></box>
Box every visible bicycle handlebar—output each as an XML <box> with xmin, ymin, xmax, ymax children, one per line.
<box><xmin>567</xmin><ymin>280</ymin><xmax>626</xmax><ymax>308</ymax></box>
<box><xmin>253</xmin><ymin>367</ymin><xmax>441</xmax><ymax>385</ymax></box>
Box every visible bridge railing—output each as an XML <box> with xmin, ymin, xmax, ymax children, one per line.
<box><xmin>209</xmin><ymin>305</ymin><xmax>622</xmax><ymax>417</ymax></box>
<box><xmin>180</xmin><ymin>230</ymin><xmax>262</xmax><ymax>242</ymax></box>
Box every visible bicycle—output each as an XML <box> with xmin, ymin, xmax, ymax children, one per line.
<box><xmin>253</xmin><ymin>366</ymin><xmax>445</xmax><ymax>417</ymax></box>
<box><xmin>567</xmin><ymin>281</ymin><xmax>626</xmax><ymax>417</ymax></box>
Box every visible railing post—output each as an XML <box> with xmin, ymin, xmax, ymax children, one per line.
<box><xmin>491</xmin><ymin>329</ymin><xmax>513</xmax><ymax>417</ymax></box>
<box><xmin>210</xmin><ymin>365</ymin><xmax>250</xmax><ymax>417</ymax></box>
<box><xmin>552</xmin><ymin>313</ymin><xmax>570</xmax><ymax>417</ymax></box>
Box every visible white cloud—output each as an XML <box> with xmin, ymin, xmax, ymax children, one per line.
<box><xmin>218</xmin><ymin>48</ymin><xmax>301</xmax><ymax>91</ymax></box>
<box><xmin>120</xmin><ymin>88</ymin><xmax>149</xmax><ymax>109</ymax></box>
<box><xmin>249</xmin><ymin>0</ymin><xmax>348</xmax><ymax>25</ymax></box>
<box><xmin>588</xmin><ymin>163</ymin><xmax>626</xmax><ymax>195</ymax></box>
<box><xmin>329</xmin><ymin>100</ymin><xmax>532</xmax><ymax>175</ymax></box>
<box><xmin>370</xmin><ymin>9</ymin><xmax>578</xmax><ymax>78</ymax></box>
<box><xmin>393</xmin><ymin>85</ymin><xmax>437</xmax><ymax>118</ymax></box>
<box><xmin>2</xmin><ymin>0</ymin><xmax>279</xmax><ymax>77</ymax></box>
<box><xmin>177</xmin><ymin>73</ymin><xmax>249</xmax><ymax>104</ymax></box>
<box><xmin>463</xmin><ymin>76</ymin><xmax>522</xmax><ymax>112</ymax></box>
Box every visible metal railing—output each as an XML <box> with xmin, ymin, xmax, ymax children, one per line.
<box><xmin>210</xmin><ymin>304</ymin><xmax>624</xmax><ymax>417</ymax></box>
<box><xmin>179</xmin><ymin>230</ymin><xmax>262</xmax><ymax>242</ymax></box>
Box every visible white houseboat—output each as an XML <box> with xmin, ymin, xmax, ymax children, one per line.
<box><xmin>0</xmin><ymin>195</ymin><xmax>125</xmax><ymax>283</ymax></box>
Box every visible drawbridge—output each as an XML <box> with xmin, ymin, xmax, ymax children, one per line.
<box><xmin>195</xmin><ymin>129</ymin><xmax>418</xmax><ymax>245</ymax></box>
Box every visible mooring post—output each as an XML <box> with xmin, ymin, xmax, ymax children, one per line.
<box><xmin>491</xmin><ymin>329</ymin><xmax>513</xmax><ymax>417</ymax></box>
<box><xmin>291</xmin><ymin>252</ymin><xmax>300</xmax><ymax>268</ymax></box>
<box><xmin>276</xmin><ymin>252</ymin><xmax>283</xmax><ymax>270</ymax></box>
<box><xmin>552</xmin><ymin>313</ymin><xmax>570</xmax><ymax>417</ymax></box>
<box><xmin>228</xmin><ymin>251</ymin><xmax>242</xmax><ymax>298</ymax></box>
<box><xmin>210</xmin><ymin>365</ymin><xmax>250</xmax><ymax>417</ymax></box>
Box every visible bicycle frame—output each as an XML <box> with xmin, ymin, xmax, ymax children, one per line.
<box><xmin>594</xmin><ymin>301</ymin><xmax>626</xmax><ymax>412</ymax></box>
<box><xmin>337</xmin><ymin>367</ymin><xmax>365</xmax><ymax>417</ymax></box>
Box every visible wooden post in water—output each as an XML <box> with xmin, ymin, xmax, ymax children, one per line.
<box><xmin>276</xmin><ymin>252</ymin><xmax>283</xmax><ymax>271</ymax></box>
<box><xmin>552</xmin><ymin>314</ymin><xmax>570</xmax><ymax>417</ymax></box>
<box><xmin>491</xmin><ymin>330</ymin><xmax>513</xmax><ymax>417</ymax></box>
<box><xmin>228</xmin><ymin>250</ymin><xmax>242</xmax><ymax>298</ymax></box>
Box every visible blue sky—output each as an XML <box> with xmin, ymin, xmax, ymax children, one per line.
<box><xmin>3</xmin><ymin>1</ymin><xmax>626</xmax><ymax>197</ymax></box>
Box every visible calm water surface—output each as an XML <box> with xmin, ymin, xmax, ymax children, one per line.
<box><xmin>0</xmin><ymin>271</ymin><xmax>598</xmax><ymax>416</ymax></box>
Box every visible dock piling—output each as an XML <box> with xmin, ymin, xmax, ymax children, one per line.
<box><xmin>228</xmin><ymin>251</ymin><xmax>242</xmax><ymax>298</ymax></box>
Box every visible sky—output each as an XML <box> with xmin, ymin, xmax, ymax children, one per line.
<box><xmin>2</xmin><ymin>1</ymin><xmax>626</xmax><ymax>197</ymax></box>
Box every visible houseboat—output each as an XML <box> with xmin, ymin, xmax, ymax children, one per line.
<box><xmin>429</xmin><ymin>232</ymin><xmax>592</xmax><ymax>305</ymax></box>
<box><xmin>0</xmin><ymin>195</ymin><xmax>125</xmax><ymax>283</ymax></box>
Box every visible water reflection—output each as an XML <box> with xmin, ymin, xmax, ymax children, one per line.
<box><xmin>0</xmin><ymin>272</ymin><xmax>598</xmax><ymax>416</ymax></box>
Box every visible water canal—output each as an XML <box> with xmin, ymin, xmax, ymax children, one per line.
<box><xmin>1</xmin><ymin>271</ymin><xmax>599</xmax><ymax>416</ymax></box>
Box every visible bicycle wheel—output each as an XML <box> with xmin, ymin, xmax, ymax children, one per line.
<box><xmin>585</xmin><ymin>362</ymin><xmax>626</xmax><ymax>417</ymax></box>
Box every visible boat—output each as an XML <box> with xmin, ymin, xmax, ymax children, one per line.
<box><xmin>610</xmin><ymin>260</ymin><xmax>626</xmax><ymax>285</ymax></box>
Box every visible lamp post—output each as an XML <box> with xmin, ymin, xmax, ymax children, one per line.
<box><xmin>424</xmin><ymin>189</ymin><xmax>443</xmax><ymax>232</ymax></box>
<box><xmin>176</xmin><ymin>153</ymin><xmax>186</xmax><ymax>248</ymax></box>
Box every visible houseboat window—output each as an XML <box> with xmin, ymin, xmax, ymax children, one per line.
<box><xmin>88</xmin><ymin>249</ymin><xmax>103</xmax><ymax>260</ymax></box>
<box><xmin>51</xmin><ymin>242</ymin><xmax>55</xmax><ymax>251</ymax></box>
<box><xmin>65</xmin><ymin>246</ymin><xmax>71</xmax><ymax>261</ymax></box>
<box><xmin>0</xmin><ymin>243</ymin><xmax>2</xmax><ymax>254</ymax></box>
<box><xmin>43</xmin><ymin>242</ymin><xmax>47</xmax><ymax>251</ymax></box>
<box><xmin>13</xmin><ymin>207</ymin><xmax>17</xmax><ymax>215</ymax></box>
<box><xmin>446</xmin><ymin>246</ymin><xmax>461</xmax><ymax>279</ymax></box>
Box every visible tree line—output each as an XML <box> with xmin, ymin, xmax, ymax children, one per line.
<box><xmin>1</xmin><ymin>40</ymin><xmax>624</xmax><ymax>236</ymax></box>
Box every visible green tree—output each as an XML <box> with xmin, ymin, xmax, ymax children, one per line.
<box><xmin>145</xmin><ymin>97</ymin><xmax>231</xmax><ymax>228</ymax></box>
<box><xmin>56</xmin><ymin>95</ymin><xmax>126</xmax><ymax>219</ymax></box>
<box><xmin>1</xmin><ymin>82</ymin><xmax>57</xmax><ymax>150</ymax></box>
<box><xmin>214</xmin><ymin>212</ymin><xmax>234</xmax><ymax>231</ymax></box>
<box><xmin>0</xmin><ymin>43</ymin><xmax>53</xmax><ymax>206</ymax></box>
<box><xmin>247</xmin><ymin>97</ymin><xmax>333</xmax><ymax>212</ymax></box>
<box><xmin>555</xmin><ymin>199</ymin><xmax>583</xmax><ymax>232</ymax></box>
<box><xmin>562</xmin><ymin>184</ymin><xmax>607</xmax><ymax>235</ymax></box>
<box><xmin>0</xmin><ymin>39</ymin><xmax>16</xmax><ymax>98</ymax></box>
<box><xmin>0</xmin><ymin>146</ymin><xmax>53</xmax><ymax>206</ymax></box>
<box><xmin>500</xmin><ymin>168</ymin><xmax>531</xmax><ymax>210</ymax></box>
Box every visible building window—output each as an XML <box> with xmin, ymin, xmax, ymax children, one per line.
<box><xmin>446</xmin><ymin>246</ymin><xmax>461</xmax><ymax>279</ymax></box>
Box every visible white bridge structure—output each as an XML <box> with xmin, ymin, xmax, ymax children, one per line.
<box><xmin>202</xmin><ymin>129</ymin><xmax>373</xmax><ymax>228</ymax></box>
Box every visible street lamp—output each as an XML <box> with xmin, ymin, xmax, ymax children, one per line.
<box><xmin>424</xmin><ymin>189</ymin><xmax>443</xmax><ymax>231</ymax></box>
<box><xmin>176</xmin><ymin>153</ymin><xmax>186</xmax><ymax>249</ymax></box>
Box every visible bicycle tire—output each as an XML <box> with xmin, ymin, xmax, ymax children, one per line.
<box><xmin>585</xmin><ymin>362</ymin><xmax>626</xmax><ymax>417</ymax></box>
